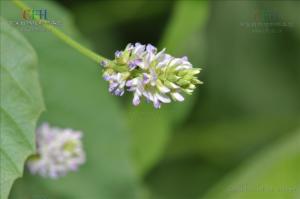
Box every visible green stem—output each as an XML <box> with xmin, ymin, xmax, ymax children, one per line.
<box><xmin>11</xmin><ymin>0</ymin><xmax>109</xmax><ymax>64</ymax></box>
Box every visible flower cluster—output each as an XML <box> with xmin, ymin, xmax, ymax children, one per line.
<box><xmin>27</xmin><ymin>123</ymin><xmax>85</xmax><ymax>179</ymax></box>
<box><xmin>101</xmin><ymin>43</ymin><xmax>202</xmax><ymax>108</ymax></box>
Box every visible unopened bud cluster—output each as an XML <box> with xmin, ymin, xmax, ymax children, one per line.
<box><xmin>101</xmin><ymin>43</ymin><xmax>202</xmax><ymax>108</ymax></box>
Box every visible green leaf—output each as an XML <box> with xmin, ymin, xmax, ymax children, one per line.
<box><xmin>202</xmin><ymin>127</ymin><xmax>300</xmax><ymax>199</ymax></box>
<box><xmin>0</xmin><ymin>18</ymin><xmax>44</xmax><ymax>199</ymax></box>
<box><xmin>1</xmin><ymin>1</ymin><xmax>141</xmax><ymax>198</ymax></box>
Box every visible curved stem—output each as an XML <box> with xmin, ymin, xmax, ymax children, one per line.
<box><xmin>11</xmin><ymin>0</ymin><xmax>109</xmax><ymax>64</ymax></box>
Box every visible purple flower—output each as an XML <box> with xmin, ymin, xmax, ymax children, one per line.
<box><xmin>108</xmin><ymin>82</ymin><xmax>118</xmax><ymax>92</ymax></box>
<box><xmin>114</xmin><ymin>88</ymin><xmax>124</xmax><ymax>96</ymax></box>
<box><xmin>100</xmin><ymin>60</ymin><xmax>108</xmax><ymax>67</ymax></box>
<box><xmin>182</xmin><ymin>56</ymin><xmax>188</xmax><ymax>61</ymax></box>
<box><xmin>153</xmin><ymin>98</ymin><xmax>161</xmax><ymax>109</ymax></box>
<box><xmin>102</xmin><ymin>43</ymin><xmax>202</xmax><ymax>109</ymax></box>
<box><xmin>114</xmin><ymin>50</ymin><xmax>122</xmax><ymax>58</ymax></box>
<box><xmin>103</xmin><ymin>74</ymin><xmax>110</xmax><ymax>81</ymax></box>
<box><xmin>142</xmin><ymin>73</ymin><xmax>151</xmax><ymax>84</ymax></box>
<box><xmin>146</xmin><ymin>44</ymin><xmax>157</xmax><ymax>53</ymax></box>
<box><xmin>132</xmin><ymin>93</ymin><xmax>141</xmax><ymax>106</ymax></box>
<box><xmin>27</xmin><ymin>123</ymin><xmax>85</xmax><ymax>179</ymax></box>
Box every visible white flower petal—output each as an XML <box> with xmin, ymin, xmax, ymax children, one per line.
<box><xmin>132</xmin><ymin>93</ymin><xmax>141</xmax><ymax>106</ymax></box>
<box><xmin>169</xmin><ymin>58</ymin><xmax>183</xmax><ymax>67</ymax></box>
<box><xmin>156</xmin><ymin>93</ymin><xmax>171</xmax><ymax>103</ymax></box>
<box><xmin>157</xmin><ymin>82</ymin><xmax>170</xmax><ymax>93</ymax></box>
<box><xmin>153</xmin><ymin>95</ymin><xmax>161</xmax><ymax>109</ymax></box>
<box><xmin>169</xmin><ymin>82</ymin><xmax>180</xmax><ymax>89</ymax></box>
<box><xmin>171</xmin><ymin>92</ymin><xmax>184</xmax><ymax>102</ymax></box>
<box><xmin>176</xmin><ymin>64</ymin><xmax>192</xmax><ymax>71</ymax></box>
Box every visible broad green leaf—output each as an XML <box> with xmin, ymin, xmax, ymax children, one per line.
<box><xmin>128</xmin><ymin>0</ymin><xmax>209</xmax><ymax>177</ymax></box>
<box><xmin>202</xmin><ymin>127</ymin><xmax>300</xmax><ymax>199</ymax></box>
<box><xmin>0</xmin><ymin>18</ymin><xmax>44</xmax><ymax>199</ymax></box>
<box><xmin>1</xmin><ymin>1</ymin><xmax>141</xmax><ymax>198</ymax></box>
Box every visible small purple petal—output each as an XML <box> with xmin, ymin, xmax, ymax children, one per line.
<box><xmin>146</xmin><ymin>44</ymin><xmax>157</xmax><ymax>53</ymax></box>
<box><xmin>182</xmin><ymin>56</ymin><xmax>188</xmax><ymax>61</ymax></box>
<box><xmin>126</xmin><ymin>80</ymin><xmax>133</xmax><ymax>87</ymax></box>
<box><xmin>133</xmin><ymin>43</ymin><xmax>145</xmax><ymax>55</ymax></box>
<box><xmin>114</xmin><ymin>89</ymin><xmax>120</xmax><ymax>96</ymax></box>
<box><xmin>114</xmin><ymin>89</ymin><xmax>124</xmax><ymax>96</ymax></box>
<box><xmin>143</xmin><ymin>73</ymin><xmax>150</xmax><ymax>84</ymax></box>
<box><xmin>143</xmin><ymin>91</ymin><xmax>151</xmax><ymax>103</ymax></box>
<box><xmin>126</xmin><ymin>78</ymin><xmax>138</xmax><ymax>87</ymax></box>
<box><xmin>155</xmin><ymin>48</ymin><xmax>166</xmax><ymax>61</ymax></box>
<box><xmin>69</xmin><ymin>162</ymin><xmax>78</xmax><ymax>171</ymax></box>
<box><xmin>154</xmin><ymin>100</ymin><xmax>161</xmax><ymax>109</ymax></box>
<box><xmin>133</xmin><ymin>94</ymin><xmax>140</xmax><ymax>106</ymax></box>
<box><xmin>170</xmin><ymin>58</ymin><xmax>183</xmax><ymax>67</ymax></box>
<box><xmin>100</xmin><ymin>60</ymin><xmax>108</xmax><ymax>67</ymax></box>
<box><xmin>115</xmin><ymin>50</ymin><xmax>122</xmax><ymax>58</ymax></box>
<box><xmin>103</xmin><ymin>74</ymin><xmax>110</xmax><ymax>81</ymax></box>
<box><xmin>134</xmin><ymin>59</ymin><xmax>143</xmax><ymax>66</ymax></box>
<box><xmin>149</xmin><ymin>69</ymin><xmax>158</xmax><ymax>86</ymax></box>
<box><xmin>128</xmin><ymin>61</ymin><xmax>137</xmax><ymax>70</ymax></box>
<box><xmin>128</xmin><ymin>59</ymin><xmax>143</xmax><ymax>70</ymax></box>
<box><xmin>109</xmin><ymin>82</ymin><xmax>118</xmax><ymax>92</ymax></box>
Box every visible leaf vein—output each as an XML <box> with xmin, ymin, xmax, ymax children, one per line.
<box><xmin>0</xmin><ymin>106</ymin><xmax>34</xmax><ymax>150</ymax></box>
<box><xmin>0</xmin><ymin>147</ymin><xmax>22</xmax><ymax>176</ymax></box>
<box><xmin>1</xmin><ymin>66</ymin><xmax>34</xmax><ymax>103</ymax></box>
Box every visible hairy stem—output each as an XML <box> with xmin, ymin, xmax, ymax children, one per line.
<box><xmin>11</xmin><ymin>0</ymin><xmax>109</xmax><ymax>64</ymax></box>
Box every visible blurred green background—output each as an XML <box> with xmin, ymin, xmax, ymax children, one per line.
<box><xmin>1</xmin><ymin>0</ymin><xmax>300</xmax><ymax>198</ymax></box>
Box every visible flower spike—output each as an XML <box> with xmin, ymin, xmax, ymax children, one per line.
<box><xmin>27</xmin><ymin>123</ymin><xmax>85</xmax><ymax>179</ymax></box>
<box><xmin>101</xmin><ymin>43</ymin><xmax>203</xmax><ymax>109</ymax></box>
